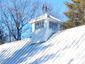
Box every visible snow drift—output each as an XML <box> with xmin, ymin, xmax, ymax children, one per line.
<box><xmin>0</xmin><ymin>25</ymin><xmax>85</xmax><ymax>64</ymax></box>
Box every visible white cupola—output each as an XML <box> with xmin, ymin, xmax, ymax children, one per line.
<box><xmin>29</xmin><ymin>13</ymin><xmax>63</xmax><ymax>43</ymax></box>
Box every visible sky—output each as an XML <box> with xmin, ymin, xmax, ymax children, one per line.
<box><xmin>47</xmin><ymin>0</ymin><xmax>71</xmax><ymax>21</ymax></box>
<box><xmin>0</xmin><ymin>0</ymin><xmax>71</xmax><ymax>21</ymax></box>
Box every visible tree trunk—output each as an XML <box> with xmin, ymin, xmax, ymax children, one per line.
<box><xmin>17</xmin><ymin>28</ymin><xmax>21</xmax><ymax>40</ymax></box>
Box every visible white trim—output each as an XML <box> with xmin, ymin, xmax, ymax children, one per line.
<box><xmin>29</xmin><ymin>13</ymin><xmax>62</xmax><ymax>24</ymax></box>
<box><xmin>49</xmin><ymin>15</ymin><xmax>61</xmax><ymax>21</ymax></box>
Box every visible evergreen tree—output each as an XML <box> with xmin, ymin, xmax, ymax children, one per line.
<box><xmin>64</xmin><ymin>0</ymin><xmax>85</xmax><ymax>29</ymax></box>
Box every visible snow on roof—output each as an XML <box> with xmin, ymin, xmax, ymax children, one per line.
<box><xmin>29</xmin><ymin>13</ymin><xmax>62</xmax><ymax>24</ymax></box>
<box><xmin>0</xmin><ymin>25</ymin><xmax>85</xmax><ymax>64</ymax></box>
<box><xmin>0</xmin><ymin>38</ymin><xmax>31</xmax><ymax>63</ymax></box>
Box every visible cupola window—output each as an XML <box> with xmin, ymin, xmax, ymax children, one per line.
<box><xmin>35</xmin><ymin>21</ymin><xmax>44</xmax><ymax>30</ymax></box>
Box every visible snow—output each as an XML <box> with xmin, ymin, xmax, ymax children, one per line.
<box><xmin>0</xmin><ymin>25</ymin><xmax>85</xmax><ymax>64</ymax></box>
<box><xmin>0</xmin><ymin>39</ymin><xmax>31</xmax><ymax>63</ymax></box>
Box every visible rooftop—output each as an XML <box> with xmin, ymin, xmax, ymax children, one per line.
<box><xmin>29</xmin><ymin>13</ymin><xmax>62</xmax><ymax>24</ymax></box>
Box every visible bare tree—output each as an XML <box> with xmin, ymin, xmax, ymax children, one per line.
<box><xmin>0</xmin><ymin>25</ymin><xmax>5</xmax><ymax>44</ymax></box>
<box><xmin>0</xmin><ymin>0</ymin><xmax>40</xmax><ymax>42</ymax></box>
<box><xmin>0</xmin><ymin>0</ymin><xmax>55</xmax><ymax>42</ymax></box>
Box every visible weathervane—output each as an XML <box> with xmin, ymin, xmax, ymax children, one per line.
<box><xmin>42</xmin><ymin>4</ymin><xmax>49</xmax><ymax>13</ymax></box>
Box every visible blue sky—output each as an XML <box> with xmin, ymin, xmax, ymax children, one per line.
<box><xmin>0</xmin><ymin>0</ymin><xmax>71</xmax><ymax>21</ymax></box>
<box><xmin>30</xmin><ymin>0</ymin><xmax>71</xmax><ymax>21</ymax></box>
<box><xmin>47</xmin><ymin>0</ymin><xmax>71</xmax><ymax>21</ymax></box>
